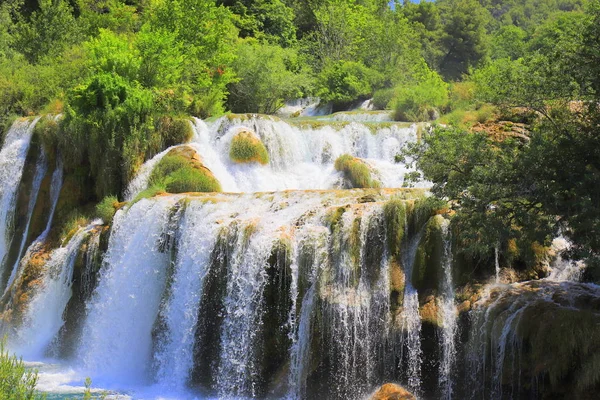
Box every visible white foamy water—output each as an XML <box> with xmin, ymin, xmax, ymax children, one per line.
<box><xmin>0</xmin><ymin>117</ymin><xmax>39</xmax><ymax>284</ymax></box>
<box><xmin>126</xmin><ymin>115</ymin><xmax>425</xmax><ymax>199</ymax></box>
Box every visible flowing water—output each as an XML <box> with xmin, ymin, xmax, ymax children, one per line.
<box><xmin>0</xmin><ymin>118</ymin><xmax>39</xmax><ymax>281</ymax></box>
<box><xmin>1</xmin><ymin>114</ymin><xmax>596</xmax><ymax>400</ymax></box>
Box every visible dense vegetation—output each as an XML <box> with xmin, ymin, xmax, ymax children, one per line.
<box><xmin>0</xmin><ymin>0</ymin><xmax>597</xmax><ymax>280</ymax></box>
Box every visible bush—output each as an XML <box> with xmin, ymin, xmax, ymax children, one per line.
<box><xmin>227</xmin><ymin>40</ymin><xmax>311</xmax><ymax>114</ymax></box>
<box><xmin>229</xmin><ymin>131</ymin><xmax>269</xmax><ymax>165</ymax></box>
<box><xmin>334</xmin><ymin>154</ymin><xmax>381</xmax><ymax>189</ymax></box>
<box><xmin>372</xmin><ymin>88</ymin><xmax>395</xmax><ymax>110</ymax></box>
<box><xmin>392</xmin><ymin>69</ymin><xmax>448</xmax><ymax>122</ymax></box>
<box><xmin>0</xmin><ymin>338</ymin><xmax>40</xmax><ymax>399</ymax></box>
<box><xmin>96</xmin><ymin>195</ymin><xmax>119</xmax><ymax>225</ymax></box>
<box><xmin>157</xmin><ymin>116</ymin><xmax>194</xmax><ymax>148</ymax></box>
<box><xmin>317</xmin><ymin>60</ymin><xmax>378</xmax><ymax>109</ymax></box>
<box><xmin>150</xmin><ymin>154</ymin><xmax>221</xmax><ymax>193</ymax></box>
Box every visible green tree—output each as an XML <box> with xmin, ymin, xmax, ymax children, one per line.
<box><xmin>0</xmin><ymin>338</ymin><xmax>41</xmax><ymax>399</ymax></box>
<box><xmin>227</xmin><ymin>40</ymin><xmax>311</xmax><ymax>114</ymax></box>
<box><xmin>437</xmin><ymin>0</ymin><xmax>491</xmax><ymax>81</ymax></box>
<box><xmin>12</xmin><ymin>0</ymin><xmax>78</xmax><ymax>63</ymax></box>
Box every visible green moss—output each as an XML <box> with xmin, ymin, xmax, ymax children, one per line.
<box><xmin>334</xmin><ymin>154</ymin><xmax>381</xmax><ymax>189</ymax></box>
<box><xmin>95</xmin><ymin>195</ymin><xmax>119</xmax><ymax>225</ymax></box>
<box><xmin>384</xmin><ymin>199</ymin><xmax>407</xmax><ymax>259</ymax></box>
<box><xmin>411</xmin><ymin>215</ymin><xmax>445</xmax><ymax>291</ymax></box>
<box><xmin>229</xmin><ymin>131</ymin><xmax>269</xmax><ymax>165</ymax></box>
<box><xmin>150</xmin><ymin>154</ymin><xmax>221</xmax><ymax>194</ymax></box>
<box><xmin>59</xmin><ymin>211</ymin><xmax>90</xmax><ymax>245</ymax></box>
<box><xmin>33</xmin><ymin>116</ymin><xmax>60</xmax><ymax>164</ymax></box>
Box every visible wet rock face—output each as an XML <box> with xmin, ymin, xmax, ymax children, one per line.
<box><xmin>370</xmin><ymin>383</ymin><xmax>416</xmax><ymax>400</ymax></box>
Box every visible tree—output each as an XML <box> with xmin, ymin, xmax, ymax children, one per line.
<box><xmin>227</xmin><ymin>40</ymin><xmax>311</xmax><ymax>114</ymax></box>
<box><xmin>12</xmin><ymin>0</ymin><xmax>78</xmax><ymax>63</ymax></box>
<box><xmin>437</xmin><ymin>0</ymin><xmax>491</xmax><ymax>81</ymax></box>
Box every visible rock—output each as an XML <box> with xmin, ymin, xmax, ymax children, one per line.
<box><xmin>229</xmin><ymin>130</ymin><xmax>269</xmax><ymax>165</ymax></box>
<box><xmin>370</xmin><ymin>383</ymin><xmax>416</xmax><ymax>400</ymax></box>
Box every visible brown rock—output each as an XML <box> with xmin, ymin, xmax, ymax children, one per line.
<box><xmin>370</xmin><ymin>383</ymin><xmax>416</xmax><ymax>400</ymax></box>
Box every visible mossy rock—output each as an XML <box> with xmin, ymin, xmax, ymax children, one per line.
<box><xmin>334</xmin><ymin>154</ymin><xmax>381</xmax><ymax>189</ymax></box>
<box><xmin>411</xmin><ymin>215</ymin><xmax>446</xmax><ymax>291</ymax></box>
<box><xmin>150</xmin><ymin>145</ymin><xmax>222</xmax><ymax>194</ymax></box>
<box><xmin>229</xmin><ymin>130</ymin><xmax>269</xmax><ymax>165</ymax></box>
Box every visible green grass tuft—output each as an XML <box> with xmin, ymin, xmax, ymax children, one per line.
<box><xmin>229</xmin><ymin>131</ymin><xmax>269</xmax><ymax>165</ymax></box>
<box><xmin>95</xmin><ymin>195</ymin><xmax>119</xmax><ymax>225</ymax></box>
<box><xmin>150</xmin><ymin>154</ymin><xmax>221</xmax><ymax>194</ymax></box>
<box><xmin>334</xmin><ymin>154</ymin><xmax>381</xmax><ymax>189</ymax></box>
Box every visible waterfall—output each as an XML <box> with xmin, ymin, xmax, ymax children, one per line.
<box><xmin>494</xmin><ymin>246</ymin><xmax>500</xmax><ymax>283</ymax></box>
<box><xmin>11</xmin><ymin>222</ymin><xmax>100</xmax><ymax>358</ymax></box>
<box><xmin>401</xmin><ymin>229</ymin><xmax>424</xmax><ymax>397</ymax></box>
<box><xmin>78</xmin><ymin>198</ymin><xmax>174</xmax><ymax>385</ymax></box>
<box><xmin>438</xmin><ymin>219</ymin><xmax>457</xmax><ymax>400</ymax></box>
<box><xmin>0</xmin><ymin>117</ymin><xmax>39</xmax><ymax>279</ymax></box>
<box><xmin>127</xmin><ymin>115</ymin><xmax>424</xmax><ymax>199</ymax></box>
<box><xmin>124</xmin><ymin>145</ymin><xmax>179</xmax><ymax>201</ymax></box>
<box><xmin>4</xmin><ymin>150</ymin><xmax>48</xmax><ymax>292</ymax></box>
<box><xmin>38</xmin><ymin>157</ymin><xmax>63</xmax><ymax>242</ymax></box>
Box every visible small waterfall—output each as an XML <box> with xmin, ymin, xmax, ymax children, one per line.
<box><xmin>494</xmin><ymin>246</ymin><xmax>500</xmax><ymax>283</ymax></box>
<box><xmin>38</xmin><ymin>157</ymin><xmax>63</xmax><ymax>242</ymax></box>
<box><xmin>11</xmin><ymin>222</ymin><xmax>100</xmax><ymax>358</ymax></box>
<box><xmin>401</xmin><ymin>231</ymin><xmax>424</xmax><ymax>396</ymax></box>
<box><xmin>78</xmin><ymin>198</ymin><xmax>174</xmax><ymax>385</ymax></box>
<box><xmin>124</xmin><ymin>145</ymin><xmax>179</xmax><ymax>201</ymax></box>
<box><xmin>438</xmin><ymin>219</ymin><xmax>457</xmax><ymax>400</ymax></box>
<box><xmin>547</xmin><ymin>236</ymin><xmax>585</xmax><ymax>281</ymax></box>
<box><xmin>153</xmin><ymin>201</ymin><xmax>221</xmax><ymax>390</ymax></box>
<box><xmin>4</xmin><ymin>150</ymin><xmax>48</xmax><ymax>291</ymax></box>
<box><xmin>0</xmin><ymin>117</ymin><xmax>40</xmax><ymax>278</ymax></box>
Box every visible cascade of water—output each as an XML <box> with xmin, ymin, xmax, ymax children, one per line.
<box><xmin>4</xmin><ymin>150</ymin><xmax>48</xmax><ymax>292</ymax></box>
<box><xmin>0</xmin><ymin>117</ymin><xmax>40</xmax><ymax>278</ymax></box>
<box><xmin>401</xmin><ymin>228</ymin><xmax>425</xmax><ymax>397</ymax></box>
<box><xmin>78</xmin><ymin>198</ymin><xmax>174</xmax><ymax>385</ymax></box>
<box><xmin>546</xmin><ymin>236</ymin><xmax>585</xmax><ymax>281</ymax></box>
<box><xmin>38</xmin><ymin>158</ymin><xmax>63</xmax><ymax>242</ymax></box>
<box><xmin>80</xmin><ymin>228</ymin><xmax>101</xmax><ymax>299</ymax></box>
<box><xmin>438</xmin><ymin>219</ymin><xmax>458</xmax><ymax>400</ymax></box>
<box><xmin>126</xmin><ymin>115</ymin><xmax>424</xmax><ymax>199</ymax></box>
<box><xmin>124</xmin><ymin>145</ymin><xmax>180</xmax><ymax>201</ymax></box>
<box><xmin>495</xmin><ymin>246</ymin><xmax>500</xmax><ymax>283</ymax></box>
<box><xmin>153</xmin><ymin>201</ymin><xmax>223</xmax><ymax>390</ymax></box>
<box><xmin>11</xmin><ymin>221</ymin><xmax>101</xmax><ymax>358</ymax></box>
<box><xmin>287</xmin><ymin>226</ymin><xmax>329</xmax><ymax>399</ymax></box>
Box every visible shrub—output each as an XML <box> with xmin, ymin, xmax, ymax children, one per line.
<box><xmin>229</xmin><ymin>131</ymin><xmax>269</xmax><ymax>165</ymax></box>
<box><xmin>372</xmin><ymin>88</ymin><xmax>395</xmax><ymax>110</ymax></box>
<box><xmin>0</xmin><ymin>338</ymin><xmax>40</xmax><ymax>399</ymax></box>
<box><xmin>392</xmin><ymin>69</ymin><xmax>448</xmax><ymax>122</ymax></box>
<box><xmin>96</xmin><ymin>195</ymin><xmax>119</xmax><ymax>225</ymax></box>
<box><xmin>334</xmin><ymin>154</ymin><xmax>381</xmax><ymax>189</ymax></box>
<box><xmin>157</xmin><ymin>116</ymin><xmax>194</xmax><ymax>148</ymax></box>
<box><xmin>317</xmin><ymin>60</ymin><xmax>378</xmax><ymax>109</ymax></box>
<box><xmin>150</xmin><ymin>154</ymin><xmax>221</xmax><ymax>194</ymax></box>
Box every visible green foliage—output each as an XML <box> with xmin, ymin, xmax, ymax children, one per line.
<box><xmin>96</xmin><ymin>196</ymin><xmax>119</xmax><ymax>225</ymax></box>
<box><xmin>393</xmin><ymin>69</ymin><xmax>448</xmax><ymax>122</ymax></box>
<box><xmin>317</xmin><ymin>61</ymin><xmax>376</xmax><ymax>108</ymax></box>
<box><xmin>150</xmin><ymin>154</ymin><xmax>222</xmax><ymax>193</ymax></box>
<box><xmin>0</xmin><ymin>338</ymin><xmax>40</xmax><ymax>399</ymax></box>
<box><xmin>372</xmin><ymin>88</ymin><xmax>395</xmax><ymax>110</ymax></box>
<box><xmin>436</xmin><ymin>0</ymin><xmax>491</xmax><ymax>81</ymax></box>
<box><xmin>334</xmin><ymin>154</ymin><xmax>381</xmax><ymax>189</ymax></box>
<box><xmin>12</xmin><ymin>0</ymin><xmax>78</xmax><ymax>63</ymax></box>
<box><xmin>490</xmin><ymin>25</ymin><xmax>527</xmax><ymax>60</ymax></box>
<box><xmin>229</xmin><ymin>131</ymin><xmax>270</xmax><ymax>165</ymax></box>
<box><xmin>227</xmin><ymin>40</ymin><xmax>311</xmax><ymax>114</ymax></box>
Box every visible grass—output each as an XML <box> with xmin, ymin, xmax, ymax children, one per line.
<box><xmin>0</xmin><ymin>337</ymin><xmax>41</xmax><ymax>400</ymax></box>
<box><xmin>156</xmin><ymin>116</ymin><xmax>194</xmax><ymax>148</ymax></box>
<box><xmin>229</xmin><ymin>131</ymin><xmax>269</xmax><ymax>165</ymax></box>
<box><xmin>334</xmin><ymin>154</ymin><xmax>381</xmax><ymax>189</ymax></box>
<box><xmin>150</xmin><ymin>154</ymin><xmax>222</xmax><ymax>194</ymax></box>
<box><xmin>95</xmin><ymin>196</ymin><xmax>119</xmax><ymax>225</ymax></box>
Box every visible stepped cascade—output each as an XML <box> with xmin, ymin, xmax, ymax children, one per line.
<box><xmin>0</xmin><ymin>115</ymin><xmax>598</xmax><ymax>400</ymax></box>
